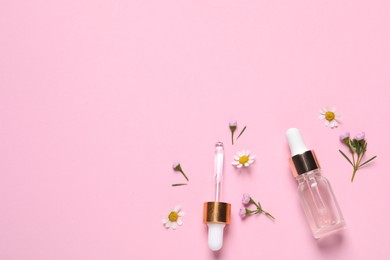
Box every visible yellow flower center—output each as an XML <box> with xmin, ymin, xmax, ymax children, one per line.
<box><xmin>168</xmin><ymin>211</ymin><xmax>178</xmax><ymax>222</ymax></box>
<box><xmin>239</xmin><ymin>155</ymin><xmax>249</xmax><ymax>164</ymax></box>
<box><xmin>325</xmin><ymin>111</ymin><xmax>335</xmax><ymax>121</ymax></box>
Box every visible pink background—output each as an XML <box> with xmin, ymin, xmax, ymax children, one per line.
<box><xmin>1</xmin><ymin>0</ymin><xmax>390</xmax><ymax>259</ymax></box>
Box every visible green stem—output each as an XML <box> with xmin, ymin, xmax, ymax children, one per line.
<box><xmin>351</xmin><ymin>151</ymin><xmax>365</xmax><ymax>182</ymax></box>
<box><xmin>350</xmin><ymin>151</ymin><xmax>357</xmax><ymax>182</ymax></box>
<box><xmin>247</xmin><ymin>209</ymin><xmax>258</xmax><ymax>214</ymax></box>
<box><xmin>249</xmin><ymin>198</ymin><xmax>257</xmax><ymax>206</ymax></box>
<box><xmin>180</xmin><ymin>170</ymin><xmax>189</xmax><ymax>181</ymax></box>
<box><xmin>353</xmin><ymin>150</ymin><xmax>372</xmax><ymax>181</ymax></box>
<box><xmin>351</xmin><ymin>167</ymin><xmax>358</xmax><ymax>182</ymax></box>
<box><xmin>351</xmin><ymin>151</ymin><xmax>356</xmax><ymax>168</ymax></box>
<box><xmin>252</xmin><ymin>208</ymin><xmax>275</xmax><ymax>220</ymax></box>
<box><xmin>356</xmin><ymin>153</ymin><xmax>364</xmax><ymax>168</ymax></box>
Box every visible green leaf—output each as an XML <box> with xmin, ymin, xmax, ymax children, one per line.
<box><xmin>339</xmin><ymin>150</ymin><xmax>354</xmax><ymax>166</ymax></box>
<box><xmin>172</xmin><ymin>183</ymin><xmax>188</xmax><ymax>187</ymax></box>
<box><xmin>236</xmin><ymin>126</ymin><xmax>247</xmax><ymax>140</ymax></box>
<box><xmin>359</xmin><ymin>155</ymin><xmax>377</xmax><ymax>167</ymax></box>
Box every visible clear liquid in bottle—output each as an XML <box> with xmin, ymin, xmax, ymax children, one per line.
<box><xmin>286</xmin><ymin>128</ymin><xmax>346</xmax><ymax>239</ymax></box>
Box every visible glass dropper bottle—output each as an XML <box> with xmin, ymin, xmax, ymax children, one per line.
<box><xmin>203</xmin><ymin>142</ymin><xmax>231</xmax><ymax>251</ymax></box>
<box><xmin>286</xmin><ymin>128</ymin><xmax>346</xmax><ymax>239</ymax></box>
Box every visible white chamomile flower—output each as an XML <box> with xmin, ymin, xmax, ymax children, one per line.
<box><xmin>319</xmin><ymin>107</ymin><xmax>341</xmax><ymax>128</ymax></box>
<box><xmin>162</xmin><ymin>205</ymin><xmax>185</xmax><ymax>230</ymax></box>
<box><xmin>232</xmin><ymin>150</ymin><xmax>255</xmax><ymax>168</ymax></box>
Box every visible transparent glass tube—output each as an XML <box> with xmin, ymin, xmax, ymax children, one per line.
<box><xmin>296</xmin><ymin>169</ymin><xmax>346</xmax><ymax>239</ymax></box>
<box><xmin>214</xmin><ymin>142</ymin><xmax>224</xmax><ymax>202</ymax></box>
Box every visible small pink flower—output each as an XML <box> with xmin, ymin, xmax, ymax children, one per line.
<box><xmin>172</xmin><ymin>162</ymin><xmax>180</xmax><ymax>170</ymax></box>
<box><xmin>339</xmin><ymin>132</ymin><xmax>350</xmax><ymax>141</ymax></box>
<box><xmin>229</xmin><ymin>120</ymin><xmax>237</xmax><ymax>127</ymax></box>
<box><xmin>239</xmin><ymin>207</ymin><xmax>247</xmax><ymax>218</ymax></box>
<box><xmin>354</xmin><ymin>132</ymin><xmax>365</xmax><ymax>141</ymax></box>
<box><xmin>242</xmin><ymin>193</ymin><xmax>251</xmax><ymax>205</ymax></box>
<box><xmin>229</xmin><ymin>120</ymin><xmax>238</xmax><ymax>145</ymax></box>
<box><xmin>172</xmin><ymin>162</ymin><xmax>189</xmax><ymax>181</ymax></box>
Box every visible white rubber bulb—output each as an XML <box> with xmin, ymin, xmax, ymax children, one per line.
<box><xmin>207</xmin><ymin>223</ymin><xmax>225</xmax><ymax>251</ymax></box>
<box><xmin>286</xmin><ymin>128</ymin><xmax>309</xmax><ymax>156</ymax></box>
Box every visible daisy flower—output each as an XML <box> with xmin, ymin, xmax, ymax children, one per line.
<box><xmin>162</xmin><ymin>205</ymin><xmax>185</xmax><ymax>230</ymax></box>
<box><xmin>319</xmin><ymin>107</ymin><xmax>341</xmax><ymax>128</ymax></box>
<box><xmin>232</xmin><ymin>150</ymin><xmax>255</xmax><ymax>168</ymax></box>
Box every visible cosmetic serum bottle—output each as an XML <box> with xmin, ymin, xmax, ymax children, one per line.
<box><xmin>203</xmin><ymin>142</ymin><xmax>231</xmax><ymax>251</ymax></box>
<box><xmin>286</xmin><ymin>128</ymin><xmax>346</xmax><ymax>239</ymax></box>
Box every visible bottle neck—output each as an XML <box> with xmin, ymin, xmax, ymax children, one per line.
<box><xmin>296</xmin><ymin>169</ymin><xmax>322</xmax><ymax>183</ymax></box>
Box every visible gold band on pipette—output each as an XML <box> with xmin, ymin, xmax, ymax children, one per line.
<box><xmin>203</xmin><ymin>202</ymin><xmax>231</xmax><ymax>224</ymax></box>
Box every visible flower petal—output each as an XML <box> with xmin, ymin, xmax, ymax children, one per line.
<box><xmin>178</xmin><ymin>211</ymin><xmax>185</xmax><ymax>217</ymax></box>
<box><xmin>237</xmin><ymin>151</ymin><xmax>245</xmax><ymax>157</ymax></box>
<box><xmin>232</xmin><ymin>161</ymin><xmax>240</xmax><ymax>165</ymax></box>
<box><xmin>244</xmin><ymin>163</ymin><xmax>249</xmax><ymax>167</ymax></box>
<box><xmin>234</xmin><ymin>155</ymin><xmax>239</xmax><ymax>160</ymax></box>
<box><xmin>171</xmin><ymin>222</ymin><xmax>177</xmax><ymax>229</ymax></box>
<box><xmin>249</xmin><ymin>155</ymin><xmax>256</xmax><ymax>160</ymax></box>
<box><xmin>162</xmin><ymin>218</ymin><xmax>168</xmax><ymax>224</ymax></box>
<box><xmin>325</xmin><ymin>120</ymin><xmax>330</xmax><ymax>126</ymax></box>
<box><xmin>248</xmin><ymin>159</ymin><xmax>254</xmax><ymax>164</ymax></box>
<box><xmin>165</xmin><ymin>221</ymin><xmax>171</xmax><ymax>228</ymax></box>
<box><xmin>177</xmin><ymin>218</ymin><xmax>183</xmax><ymax>226</ymax></box>
<box><xmin>318</xmin><ymin>115</ymin><xmax>325</xmax><ymax>119</ymax></box>
<box><xmin>245</xmin><ymin>150</ymin><xmax>250</xmax><ymax>156</ymax></box>
<box><xmin>174</xmin><ymin>205</ymin><xmax>181</xmax><ymax>212</ymax></box>
<box><xmin>237</xmin><ymin>164</ymin><xmax>243</xmax><ymax>169</ymax></box>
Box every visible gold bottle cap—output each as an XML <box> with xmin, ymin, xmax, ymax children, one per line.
<box><xmin>203</xmin><ymin>202</ymin><xmax>231</xmax><ymax>224</ymax></box>
<box><xmin>289</xmin><ymin>150</ymin><xmax>321</xmax><ymax>177</ymax></box>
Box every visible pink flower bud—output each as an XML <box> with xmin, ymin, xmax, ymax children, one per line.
<box><xmin>242</xmin><ymin>193</ymin><xmax>251</xmax><ymax>205</ymax></box>
<box><xmin>229</xmin><ymin>120</ymin><xmax>237</xmax><ymax>127</ymax></box>
<box><xmin>354</xmin><ymin>132</ymin><xmax>365</xmax><ymax>141</ymax></box>
<box><xmin>339</xmin><ymin>132</ymin><xmax>350</xmax><ymax>141</ymax></box>
<box><xmin>172</xmin><ymin>162</ymin><xmax>180</xmax><ymax>170</ymax></box>
<box><xmin>239</xmin><ymin>207</ymin><xmax>247</xmax><ymax>218</ymax></box>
